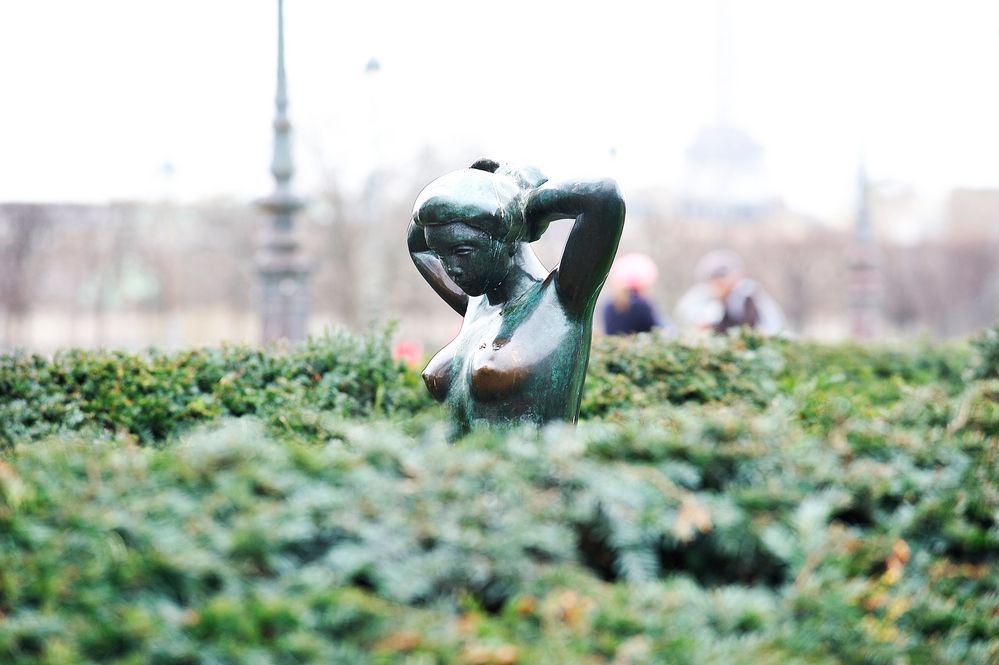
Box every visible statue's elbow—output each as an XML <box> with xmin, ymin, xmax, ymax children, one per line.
<box><xmin>595</xmin><ymin>178</ymin><xmax>625</xmax><ymax>220</ymax></box>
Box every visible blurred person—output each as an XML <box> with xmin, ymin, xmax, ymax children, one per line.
<box><xmin>675</xmin><ymin>249</ymin><xmax>784</xmax><ymax>335</ymax></box>
<box><xmin>602</xmin><ymin>252</ymin><xmax>669</xmax><ymax>335</ymax></box>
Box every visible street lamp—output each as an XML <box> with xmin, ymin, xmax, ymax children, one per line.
<box><xmin>256</xmin><ymin>0</ymin><xmax>309</xmax><ymax>343</ymax></box>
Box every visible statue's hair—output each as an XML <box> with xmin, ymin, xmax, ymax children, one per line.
<box><xmin>413</xmin><ymin>159</ymin><xmax>548</xmax><ymax>242</ymax></box>
<box><xmin>469</xmin><ymin>158</ymin><xmax>500</xmax><ymax>173</ymax></box>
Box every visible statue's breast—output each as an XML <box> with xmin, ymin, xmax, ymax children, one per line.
<box><xmin>422</xmin><ymin>343</ymin><xmax>455</xmax><ymax>403</ymax></box>
<box><xmin>469</xmin><ymin>336</ymin><xmax>532</xmax><ymax>402</ymax></box>
<box><xmin>421</xmin><ymin>275</ymin><xmax>577</xmax><ymax>412</ymax></box>
<box><xmin>470</xmin><ymin>289</ymin><xmax>571</xmax><ymax>403</ymax></box>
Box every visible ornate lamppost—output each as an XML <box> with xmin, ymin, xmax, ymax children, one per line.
<box><xmin>256</xmin><ymin>0</ymin><xmax>308</xmax><ymax>342</ymax></box>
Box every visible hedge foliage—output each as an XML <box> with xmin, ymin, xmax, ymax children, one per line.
<box><xmin>0</xmin><ymin>327</ymin><xmax>429</xmax><ymax>448</ymax></box>
<box><xmin>0</xmin><ymin>326</ymin><xmax>996</xmax><ymax>664</ymax></box>
<box><xmin>8</xmin><ymin>326</ymin><xmax>962</xmax><ymax>447</ymax></box>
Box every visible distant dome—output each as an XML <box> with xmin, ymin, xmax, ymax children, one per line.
<box><xmin>686</xmin><ymin>123</ymin><xmax>765</xmax><ymax>166</ymax></box>
<box><xmin>678</xmin><ymin>122</ymin><xmax>778</xmax><ymax>222</ymax></box>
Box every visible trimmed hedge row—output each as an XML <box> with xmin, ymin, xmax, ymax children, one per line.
<box><xmin>0</xmin><ymin>328</ymin><xmax>429</xmax><ymax>447</ymax></box>
<box><xmin>1</xmin><ymin>327</ymin><xmax>971</xmax><ymax>447</ymax></box>
<box><xmin>1</xmin><ymin>386</ymin><xmax>996</xmax><ymax>663</ymax></box>
<box><xmin>0</xmin><ymin>326</ymin><xmax>995</xmax><ymax>663</ymax></box>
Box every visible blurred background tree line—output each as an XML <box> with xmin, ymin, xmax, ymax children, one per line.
<box><xmin>2</xmin><ymin>148</ymin><xmax>997</xmax><ymax>352</ymax></box>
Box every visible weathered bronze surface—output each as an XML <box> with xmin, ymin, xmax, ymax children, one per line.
<box><xmin>408</xmin><ymin>160</ymin><xmax>625</xmax><ymax>437</ymax></box>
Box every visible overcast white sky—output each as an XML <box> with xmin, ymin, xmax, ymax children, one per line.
<box><xmin>2</xmin><ymin>0</ymin><xmax>998</xmax><ymax>219</ymax></box>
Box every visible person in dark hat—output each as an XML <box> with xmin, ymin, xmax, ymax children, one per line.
<box><xmin>676</xmin><ymin>249</ymin><xmax>784</xmax><ymax>335</ymax></box>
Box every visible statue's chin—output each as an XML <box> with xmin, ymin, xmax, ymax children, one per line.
<box><xmin>455</xmin><ymin>280</ymin><xmax>487</xmax><ymax>297</ymax></box>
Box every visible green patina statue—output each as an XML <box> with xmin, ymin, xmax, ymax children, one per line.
<box><xmin>407</xmin><ymin>159</ymin><xmax>625</xmax><ymax>437</ymax></box>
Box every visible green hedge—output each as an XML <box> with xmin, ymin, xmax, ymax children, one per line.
<box><xmin>581</xmin><ymin>331</ymin><xmax>784</xmax><ymax>415</ymax></box>
<box><xmin>2</xmin><ymin>327</ymin><xmax>968</xmax><ymax>447</ymax></box>
<box><xmin>1</xmin><ymin>397</ymin><xmax>996</xmax><ymax>663</ymax></box>
<box><xmin>0</xmin><ymin>327</ymin><xmax>996</xmax><ymax>664</ymax></box>
<box><xmin>0</xmin><ymin>328</ymin><xmax>430</xmax><ymax>447</ymax></box>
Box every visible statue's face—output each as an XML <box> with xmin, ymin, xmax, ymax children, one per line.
<box><xmin>424</xmin><ymin>221</ymin><xmax>513</xmax><ymax>297</ymax></box>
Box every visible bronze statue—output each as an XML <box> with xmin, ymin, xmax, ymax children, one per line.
<box><xmin>407</xmin><ymin>159</ymin><xmax>625</xmax><ymax>436</ymax></box>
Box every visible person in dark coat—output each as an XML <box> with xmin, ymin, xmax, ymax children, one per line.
<box><xmin>603</xmin><ymin>287</ymin><xmax>662</xmax><ymax>335</ymax></box>
<box><xmin>601</xmin><ymin>252</ymin><xmax>669</xmax><ymax>335</ymax></box>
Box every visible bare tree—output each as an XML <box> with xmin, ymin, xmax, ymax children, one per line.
<box><xmin>0</xmin><ymin>205</ymin><xmax>51</xmax><ymax>348</ymax></box>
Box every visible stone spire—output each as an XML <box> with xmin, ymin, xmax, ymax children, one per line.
<box><xmin>270</xmin><ymin>0</ymin><xmax>293</xmax><ymax>198</ymax></box>
<box><xmin>256</xmin><ymin>0</ymin><xmax>309</xmax><ymax>342</ymax></box>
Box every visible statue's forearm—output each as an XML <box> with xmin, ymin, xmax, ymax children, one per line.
<box><xmin>527</xmin><ymin>179</ymin><xmax>624</xmax><ymax>228</ymax></box>
<box><xmin>408</xmin><ymin>221</ymin><xmax>468</xmax><ymax>315</ymax></box>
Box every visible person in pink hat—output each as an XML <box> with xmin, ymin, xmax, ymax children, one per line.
<box><xmin>602</xmin><ymin>253</ymin><xmax>669</xmax><ymax>335</ymax></box>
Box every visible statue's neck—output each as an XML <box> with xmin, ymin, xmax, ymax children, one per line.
<box><xmin>485</xmin><ymin>244</ymin><xmax>547</xmax><ymax>307</ymax></box>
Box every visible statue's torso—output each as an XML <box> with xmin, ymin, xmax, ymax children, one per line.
<box><xmin>422</xmin><ymin>272</ymin><xmax>592</xmax><ymax>435</ymax></box>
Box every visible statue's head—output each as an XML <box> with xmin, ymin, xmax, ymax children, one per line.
<box><xmin>413</xmin><ymin>160</ymin><xmax>546</xmax><ymax>296</ymax></box>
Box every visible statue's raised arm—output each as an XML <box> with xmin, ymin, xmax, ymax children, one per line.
<box><xmin>408</xmin><ymin>160</ymin><xmax>625</xmax><ymax>438</ymax></box>
<box><xmin>525</xmin><ymin>179</ymin><xmax>626</xmax><ymax>317</ymax></box>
